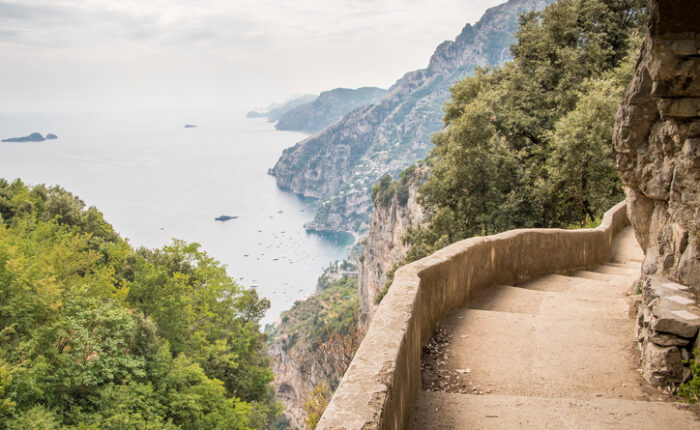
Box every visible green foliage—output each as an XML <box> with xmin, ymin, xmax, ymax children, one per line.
<box><xmin>6</xmin><ymin>406</ymin><xmax>60</xmax><ymax>430</ymax></box>
<box><xmin>371</xmin><ymin>174</ymin><xmax>394</xmax><ymax>207</ymax></box>
<box><xmin>315</xmin><ymin>260</ymin><xmax>357</xmax><ymax>292</ymax></box>
<box><xmin>371</xmin><ymin>165</ymin><xmax>418</xmax><ymax>208</ymax></box>
<box><xmin>303</xmin><ymin>383</ymin><xmax>330</xmax><ymax>430</ymax></box>
<box><xmin>374</xmin><ymin>265</ymin><xmax>398</xmax><ymax>305</ymax></box>
<box><xmin>274</xmin><ymin>274</ymin><xmax>359</xmax><ymax>353</ymax></box>
<box><xmin>0</xmin><ymin>179</ymin><xmax>279</xmax><ymax>429</ymax></box>
<box><xmin>128</xmin><ymin>241</ymin><xmax>273</xmax><ymax>403</ymax></box>
<box><xmin>678</xmin><ymin>349</ymin><xmax>700</xmax><ymax>403</ymax></box>
<box><xmin>400</xmin><ymin>0</ymin><xmax>645</xmax><ymax>264</ymax></box>
<box><xmin>566</xmin><ymin>216</ymin><xmax>602</xmax><ymax>230</ymax></box>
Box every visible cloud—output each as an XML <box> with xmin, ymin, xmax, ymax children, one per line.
<box><xmin>0</xmin><ymin>0</ymin><xmax>506</xmax><ymax>112</ymax></box>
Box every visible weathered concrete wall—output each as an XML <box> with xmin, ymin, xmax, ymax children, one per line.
<box><xmin>318</xmin><ymin>201</ymin><xmax>629</xmax><ymax>429</ymax></box>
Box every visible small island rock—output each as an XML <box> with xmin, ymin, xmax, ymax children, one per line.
<box><xmin>2</xmin><ymin>132</ymin><xmax>46</xmax><ymax>142</ymax></box>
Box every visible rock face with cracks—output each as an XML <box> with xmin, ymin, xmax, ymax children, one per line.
<box><xmin>613</xmin><ymin>0</ymin><xmax>700</xmax><ymax>290</ymax></box>
<box><xmin>613</xmin><ymin>0</ymin><xmax>700</xmax><ymax>388</ymax></box>
<box><xmin>358</xmin><ymin>166</ymin><xmax>427</xmax><ymax>323</ymax></box>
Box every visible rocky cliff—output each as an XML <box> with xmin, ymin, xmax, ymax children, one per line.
<box><xmin>270</xmin><ymin>0</ymin><xmax>553</xmax><ymax>235</ymax></box>
<box><xmin>269</xmin><ymin>341</ymin><xmax>306</xmax><ymax>430</ymax></box>
<box><xmin>275</xmin><ymin>87</ymin><xmax>387</xmax><ymax>134</ymax></box>
<box><xmin>613</xmin><ymin>0</ymin><xmax>700</xmax><ymax>388</ymax></box>
<box><xmin>614</xmin><ymin>0</ymin><xmax>700</xmax><ymax>292</ymax></box>
<box><xmin>268</xmin><ymin>262</ymin><xmax>360</xmax><ymax>428</ymax></box>
<box><xmin>358</xmin><ymin>165</ymin><xmax>427</xmax><ymax>321</ymax></box>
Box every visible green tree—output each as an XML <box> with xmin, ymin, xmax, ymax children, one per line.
<box><xmin>128</xmin><ymin>241</ymin><xmax>273</xmax><ymax>403</ymax></box>
<box><xmin>0</xmin><ymin>180</ymin><xmax>279</xmax><ymax>429</ymax></box>
<box><xmin>400</xmin><ymin>0</ymin><xmax>645</xmax><ymax>264</ymax></box>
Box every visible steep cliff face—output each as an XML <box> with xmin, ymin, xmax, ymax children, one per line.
<box><xmin>269</xmin><ymin>342</ymin><xmax>306</xmax><ymax>430</ymax></box>
<box><xmin>270</xmin><ymin>0</ymin><xmax>552</xmax><ymax>234</ymax></box>
<box><xmin>613</xmin><ymin>0</ymin><xmax>700</xmax><ymax>388</ymax></box>
<box><xmin>613</xmin><ymin>0</ymin><xmax>700</xmax><ymax>290</ymax></box>
<box><xmin>275</xmin><ymin>87</ymin><xmax>387</xmax><ymax>134</ymax></box>
<box><xmin>267</xmin><ymin>263</ymin><xmax>360</xmax><ymax>428</ymax></box>
<box><xmin>358</xmin><ymin>166</ymin><xmax>427</xmax><ymax>321</ymax></box>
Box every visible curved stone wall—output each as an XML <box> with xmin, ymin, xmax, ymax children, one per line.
<box><xmin>318</xmin><ymin>201</ymin><xmax>629</xmax><ymax>429</ymax></box>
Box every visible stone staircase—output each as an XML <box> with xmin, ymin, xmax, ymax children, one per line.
<box><xmin>412</xmin><ymin>227</ymin><xmax>699</xmax><ymax>429</ymax></box>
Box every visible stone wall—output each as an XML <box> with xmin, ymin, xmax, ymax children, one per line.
<box><xmin>613</xmin><ymin>0</ymin><xmax>700</xmax><ymax>388</ymax></box>
<box><xmin>635</xmin><ymin>275</ymin><xmax>700</xmax><ymax>386</ymax></box>
<box><xmin>317</xmin><ymin>202</ymin><xmax>629</xmax><ymax>429</ymax></box>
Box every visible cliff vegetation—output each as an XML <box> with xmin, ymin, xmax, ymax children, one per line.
<box><xmin>0</xmin><ymin>179</ymin><xmax>280</xmax><ymax>429</ymax></box>
<box><xmin>266</xmin><ymin>265</ymin><xmax>361</xmax><ymax>429</ymax></box>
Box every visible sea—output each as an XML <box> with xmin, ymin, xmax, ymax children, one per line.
<box><xmin>0</xmin><ymin>110</ymin><xmax>353</xmax><ymax>324</ymax></box>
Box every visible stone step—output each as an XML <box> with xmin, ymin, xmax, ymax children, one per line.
<box><xmin>570</xmin><ymin>270</ymin><xmax>634</xmax><ymax>285</ymax></box>
<box><xmin>413</xmin><ymin>226</ymin><xmax>671</xmax><ymax>427</ymax></box>
<box><xmin>412</xmin><ymin>391</ymin><xmax>699</xmax><ymax>430</ymax></box>
<box><xmin>516</xmin><ymin>274</ymin><xmax>628</xmax><ymax>299</ymax></box>
<box><xmin>467</xmin><ymin>285</ymin><xmax>544</xmax><ymax>314</ymax></box>
<box><xmin>593</xmin><ymin>264</ymin><xmax>640</xmax><ymax>277</ymax></box>
<box><xmin>605</xmin><ymin>261</ymin><xmax>641</xmax><ymax>270</ymax></box>
<box><xmin>467</xmin><ymin>284</ymin><xmax>629</xmax><ymax>319</ymax></box>
<box><xmin>428</xmin><ymin>309</ymin><xmax>648</xmax><ymax>400</ymax></box>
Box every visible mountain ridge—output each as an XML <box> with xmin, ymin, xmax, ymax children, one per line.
<box><xmin>275</xmin><ymin>87</ymin><xmax>386</xmax><ymax>134</ymax></box>
<box><xmin>269</xmin><ymin>0</ymin><xmax>553</xmax><ymax>235</ymax></box>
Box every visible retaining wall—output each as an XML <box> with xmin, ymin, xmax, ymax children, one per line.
<box><xmin>318</xmin><ymin>201</ymin><xmax>630</xmax><ymax>429</ymax></box>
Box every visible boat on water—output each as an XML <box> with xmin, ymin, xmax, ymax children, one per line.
<box><xmin>214</xmin><ymin>215</ymin><xmax>238</xmax><ymax>221</ymax></box>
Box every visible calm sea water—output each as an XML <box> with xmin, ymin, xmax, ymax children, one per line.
<box><xmin>0</xmin><ymin>110</ymin><xmax>352</xmax><ymax>323</ymax></box>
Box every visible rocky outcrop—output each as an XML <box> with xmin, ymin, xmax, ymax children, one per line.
<box><xmin>358</xmin><ymin>166</ymin><xmax>427</xmax><ymax>322</ymax></box>
<box><xmin>270</xmin><ymin>0</ymin><xmax>553</xmax><ymax>235</ymax></box>
<box><xmin>613</xmin><ymin>0</ymin><xmax>700</xmax><ymax>388</ymax></box>
<box><xmin>276</xmin><ymin>87</ymin><xmax>386</xmax><ymax>134</ymax></box>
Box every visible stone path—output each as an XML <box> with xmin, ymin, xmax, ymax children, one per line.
<box><xmin>412</xmin><ymin>227</ymin><xmax>699</xmax><ymax>429</ymax></box>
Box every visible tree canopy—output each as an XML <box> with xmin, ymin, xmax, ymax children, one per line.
<box><xmin>0</xmin><ymin>179</ymin><xmax>279</xmax><ymax>429</ymax></box>
<box><xmin>402</xmin><ymin>0</ymin><xmax>646</xmax><ymax>262</ymax></box>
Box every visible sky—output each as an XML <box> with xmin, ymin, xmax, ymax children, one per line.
<box><xmin>0</xmin><ymin>0</ymin><xmax>505</xmax><ymax>114</ymax></box>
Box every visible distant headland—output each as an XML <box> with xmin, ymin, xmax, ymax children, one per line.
<box><xmin>2</xmin><ymin>132</ymin><xmax>58</xmax><ymax>142</ymax></box>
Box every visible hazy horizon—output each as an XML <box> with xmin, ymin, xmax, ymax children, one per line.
<box><xmin>0</xmin><ymin>0</ymin><xmax>504</xmax><ymax>114</ymax></box>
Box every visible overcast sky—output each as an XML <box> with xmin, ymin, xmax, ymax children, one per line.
<box><xmin>0</xmin><ymin>0</ymin><xmax>504</xmax><ymax>113</ymax></box>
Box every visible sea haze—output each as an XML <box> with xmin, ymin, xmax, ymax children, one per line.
<box><xmin>0</xmin><ymin>111</ymin><xmax>352</xmax><ymax>323</ymax></box>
